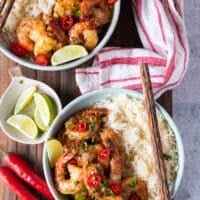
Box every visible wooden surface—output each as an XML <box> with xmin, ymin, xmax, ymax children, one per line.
<box><xmin>0</xmin><ymin>0</ymin><xmax>172</xmax><ymax>199</ymax></box>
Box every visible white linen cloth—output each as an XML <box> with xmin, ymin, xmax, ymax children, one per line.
<box><xmin>75</xmin><ymin>0</ymin><xmax>189</xmax><ymax>98</ymax></box>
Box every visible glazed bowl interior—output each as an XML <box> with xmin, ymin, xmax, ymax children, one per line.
<box><xmin>0</xmin><ymin>76</ymin><xmax>62</xmax><ymax>144</ymax></box>
<box><xmin>43</xmin><ymin>88</ymin><xmax>184</xmax><ymax>200</ymax></box>
<box><xmin>0</xmin><ymin>1</ymin><xmax>121</xmax><ymax>71</ymax></box>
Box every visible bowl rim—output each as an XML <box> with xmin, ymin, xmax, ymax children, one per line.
<box><xmin>0</xmin><ymin>0</ymin><xmax>121</xmax><ymax>71</ymax></box>
<box><xmin>43</xmin><ymin>88</ymin><xmax>184</xmax><ymax>199</ymax></box>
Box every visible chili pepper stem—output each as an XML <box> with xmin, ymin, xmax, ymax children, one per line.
<box><xmin>0</xmin><ymin>147</ymin><xmax>8</xmax><ymax>157</ymax></box>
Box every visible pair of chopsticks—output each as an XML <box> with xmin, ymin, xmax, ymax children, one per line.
<box><xmin>139</xmin><ymin>61</ymin><xmax>170</xmax><ymax>200</ymax></box>
<box><xmin>0</xmin><ymin>0</ymin><xmax>15</xmax><ymax>30</ymax></box>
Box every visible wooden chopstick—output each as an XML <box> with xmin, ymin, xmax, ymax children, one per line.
<box><xmin>139</xmin><ymin>61</ymin><xmax>170</xmax><ymax>200</ymax></box>
<box><xmin>0</xmin><ymin>0</ymin><xmax>15</xmax><ymax>30</ymax></box>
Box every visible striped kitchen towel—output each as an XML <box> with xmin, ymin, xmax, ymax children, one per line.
<box><xmin>75</xmin><ymin>0</ymin><xmax>189</xmax><ymax>99</ymax></box>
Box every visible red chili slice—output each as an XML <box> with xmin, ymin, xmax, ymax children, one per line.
<box><xmin>68</xmin><ymin>158</ymin><xmax>77</xmax><ymax>165</ymax></box>
<box><xmin>108</xmin><ymin>0</ymin><xmax>117</xmax><ymax>5</ymax></box>
<box><xmin>98</xmin><ymin>148</ymin><xmax>111</xmax><ymax>160</ymax></box>
<box><xmin>87</xmin><ymin>174</ymin><xmax>101</xmax><ymax>188</ymax></box>
<box><xmin>111</xmin><ymin>184</ymin><xmax>122</xmax><ymax>195</ymax></box>
<box><xmin>10</xmin><ymin>42</ymin><xmax>28</xmax><ymax>57</ymax></box>
<box><xmin>59</xmin><ymin>16</ymin><xmax>74</xmax><ymax>30</ymax></box>
<box><xmin>35</xmin><ymin>54</ymin><xmax>49</xmax><ymax>66</ymax></box>
<box><xmin>129</xmin><ymin>193</ymin><xmax>141</xmax><ymax>200</ymax></box>
<box><xmin>73</xmin><ymin>121</ymin><xmax>88</xmax><ymax>132</ymax></box>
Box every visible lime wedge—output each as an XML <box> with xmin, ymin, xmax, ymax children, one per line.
<box><xmin>7</xmin><ymin>114</ymin><xmax>38</xmax><ymax>139</ymax></box>
<box><xmin>14</xmin><ymin>86</ymin><xmax>37</xmax><ymax>114</ymax></box>
<box><xmin>51</xmin><ymin>45</ymin><xmax>88</xmax><ymax>66</ymax></box>
<box><xmin>34</xmin><ymin>108</ymin><xmax>49</xmax><ymax>132</ymax></box>
<box><xmin>46</xmin><ymin>138</ymin><xmax>63</xmax><ymax>167</ymax></box>
<box><xmin>34</xmin><ymin>93</ymin><xmax>57</xmax><ymax>127</ymax></box>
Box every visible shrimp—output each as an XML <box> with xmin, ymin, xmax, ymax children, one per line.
<box><xmin>65</xmin><ymin>108</ymin><xmax>106</xmax><ymax>141</ymax></box>
<box><xmin>69</xmin><ymin>21</ymin><xmax>99</xmax><ymax>50</ymax></box>
<box><xmin>80</xmin><ymin>0</ymin><xmax>111</xmax><ymax>26</ymax></box>
<box><xmin>83</xmin><ymin>163</ymin><xmax>105</xmax><ymax>199</ymax></box>
<box><xmin>53</xmin><ymin>0</ymin><xmax>80</xmax><ymax>18</ymax></box>
<box><xmin>103</xmin><ymin>196</ymin><xmax>124</xmax><ymax>200</ymax></box>
<box><xmin>54</xmin><ymin>152</ymin><xmax>84</xmax><ymax>194</ymax></box>
<box><xmin>16</xmin><ymin>17</ymin><xmax>45</xmax><ymax>52</ymax></box>
<box><xmin>121</xmin><ymin>177</ymin><xmax>148</xmax><ymax>200</ymax></box>
<box><xmin>99</xmin><ymin>128</ymin><xmax>122</xmax><ymax>185</ymax></box>
<box><xmin>16</xmin><ymin>17</ymin><xmax>59</xmax><ymax>55</ymax></box>
<box><xmin>77</xmin><ymin>144</ymin><xmax>104</xmax><ymax>167</ymax></box>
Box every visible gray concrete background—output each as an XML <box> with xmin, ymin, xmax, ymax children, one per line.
<box><xmin>173</xmin><ymin>0</ymin><xmax>200</xmax><ymax>199</ymax></box>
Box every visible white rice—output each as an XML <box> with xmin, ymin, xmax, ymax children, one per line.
<box><xmin>1</xmin><ymin>0</ymin><xmax>55</xmax><ymax>43</ymax></box>
<box><xmin>95</xmin><ymin>94</ymin><xmax>178</xmax><ymax>200</ymax></box>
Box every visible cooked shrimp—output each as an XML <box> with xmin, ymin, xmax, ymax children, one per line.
<box><xmin>103</xmin><ymin>196</ymin><xmax>124</xmax><ymax>200</ymax></box>
<box><xmin>16</xmin><ymin>17</ymin><xmax>45</xmax><ymax>52</ymax></box>
<box><xmin>77</xmin><ymin>144</ymin><xmax>104</xmax><ymax>167</ymax></box>
<box><xmin>121</xmin><ymin>177</ymin><xmax>148</xmax><ymax>200</ymax></box>
<box><xmin>65</xmin><ymin>108</ymin><xmax>106</xmax><ymax>141</ymax></box>
<box><xmin>69</xmin><ymin>21</ymin><xmax>99</xmax><ymax>50</ymax></box>
<box><xmin>53</xmin><ymin>0</ymin><xmax>80</xmax><ymax>18</ymax></box>
<box><xmin>80</xmin><ymin>0</ymin><xmax>111</xmax><ymax>26</ymax></box>
<box><xmin>54</xmin><ymin>152</ymin><xmax>83</xmax><ymax>194</ymax></box>
<box><xmin>16</xmin><ymin>17</ymin><xmax>59</xmax><ymax>55</ymax></box>
<box><xmin>83</xmin><ymin>163</ymin><xmax>105</xmax><ymax>199</ymax></box>
<box><xmin>100</xmin><ymin>128</ymin><xmax>122</xmax><ymax>185</ymax></box>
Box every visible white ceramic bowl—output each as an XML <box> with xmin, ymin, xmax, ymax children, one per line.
<box><xmin>43</xmin><ymin>88</ymin><xmax>184</xmax><ymax>200</ymax></box>
<box><xmin>0</xmin><ymin>1</ymin><xmax>120</xmax><ymax>71</ymax></box>
<box><xmin>0</xmin><ymin>67</ymin><xmax>62</xmax><ymax>144</ymax></box>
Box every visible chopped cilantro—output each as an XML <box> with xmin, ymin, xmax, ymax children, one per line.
<box><xmin>72</xmin><ymin>5</ymin><xmax>80</xmax><ymax>17</ymax></box>
<box><xmin>74</xmin><ymin>180</ymin><xmax>80</xmax><ymax>186</ymax></box>
<box><xmin>104</xmin><ymin>186</ymin><xmax>113</xmax><ymax>196</ymax></box>
<box><xmin>89</xmin><ymin>121</ymin><xmax>95</xmax><ymax>133</ymax></box>
<box><xmin>163</xmin><ymin>153</ymin><xmax>172</xmax><ymax>160</ymax></box>
<box><xmin>19</xmin><ymin>80</ymin><xmax>23</xmax><ymax>84</ymax></box>
<box><xmin>130</xmin><ymin>176</ymin><xmax>137</xmax><ymax>188</ymax></box>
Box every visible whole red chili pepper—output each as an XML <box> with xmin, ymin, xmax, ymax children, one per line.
<box><xmin>0</xmin><ymin>166</ymin><xmax>39</xmax><ymax>200</ymax></box>
<box><xmin>0</xmin><ymin>148</ymin><xmax>54</xmax><ymax>200</ymax></box>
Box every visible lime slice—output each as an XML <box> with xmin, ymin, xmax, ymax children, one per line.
<box><xmin>51</xmin><ymin>45</ymin><xmax>88</xmax><ymax>66</ymax></box>
<box><xmin>46</xmin><ymin>138</ymin><xmax>63</xmax><ymax>167</ymax></box>
<box><xmin>34</xmin><ymin>108</ymin><xmax>49</xmax><ymax>132</ymax></box>
<box><xmin>34</xmin><ymin>93</ymin><xmax>57</xmax><ymax>127</ymax></box>
<box><xmin>14</xmin><ymin>86</ymin><xmax>37</xmax><ymax>114</ymax></box>
<box><xmin>7</xmin><ymin>114</ymin><xmax>38</xmax><ymax>139</ymax></box>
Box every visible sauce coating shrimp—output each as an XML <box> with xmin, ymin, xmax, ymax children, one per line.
<box><xmin>80</xmin><ymin>0</ymin><xmax>112</xmax><ymax>26</ymax></box>
<box><xmin>69</xmin><ymin>21</ymin><xmax>99</xmax><ymax>50</ymax></box>
<box><xmin>122</xmin><ymin>177</ymin><xmax>148</xmax><ymax>200</ymax></box>
<box><xmin>53</xmin><ymin>0</ymin><xmax>80</xmax><ymax>18</ymax></box>
<box><xmin>54</xmin><ymin>152</ymin><xmax>83</xmax><ymax>194</ymax></box>
<box><xmin>65</xmin><ymin>108</ymin><xmax>107</xmax><ymax>141</ymax></box>
<box><xmin>100</xmin><ymin>128</ymin><xmax>122</xmax><ymax>185</ymax></box>
<box><xmin>16</xmin><ymin>17</ymin><xmax>59</xmax><ymax>55</ymax></box>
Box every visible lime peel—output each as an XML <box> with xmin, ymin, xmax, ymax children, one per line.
<box><xmin>46</xmin><ymin>138</ymin><xmax>63</xmax><ymax>167</ymax></box>
<box><xmin>14</xmin><ymin>86</ymin><xmax>37</xmax><ymax>114</ymax></box>
<box><xmin>7</xmin><ymin>114</ymin><xmax>38</xmax><ymax>139</ymax></box>
<box><xmin>51</xmin><ymin>45</ymin><xmax>88</xmax><ymax>66</ymax></box>
<box><xmin>34</xmin><ymin>93</ymin><xmax>57</xmax><ymax>127</ymax></box>
<box><xmin>34</xmin><ymin>108</ymin><xmax>49</xmax><ymax>132</ymax></box>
